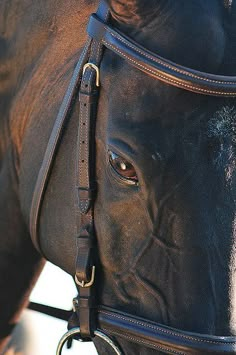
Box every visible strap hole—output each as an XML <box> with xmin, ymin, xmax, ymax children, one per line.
<box><xmin>85</xmin><ymin>84</ymin><xmax>88</xmax><ymax>88</ymax></box>
<box><xmin>83</xmin><ymin>123</ymin><xmax>85</xmax><ymax>126</ymax></box>
<box><xmin>82</xmin><ymin>141</ymin><xmax>85</xmax><ymax>144</ymax></box>
<box><xmin>82</xmin><ymin>160</ymin><xmax>85</xmax><ymax>163</ymax></box>
<box><xmin>84</xmin><ymin>103</ymin><xmax>87</xmax><ymax>107</ymax></box>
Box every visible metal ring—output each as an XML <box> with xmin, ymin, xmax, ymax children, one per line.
<box><xmin>56</xmin><ymin>327</ymin><xmax>123</xmax><ymax>355</ymax></box>
<box><xmin>94</xmin><ymin>330</ymin><xmax>123</xmax><ymax>355</ymax></box>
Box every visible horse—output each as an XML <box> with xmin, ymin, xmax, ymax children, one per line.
<box><xmin>1</xmin><ymin>0</ymin><xmax>236</xmax><ymax>354</ymax></box>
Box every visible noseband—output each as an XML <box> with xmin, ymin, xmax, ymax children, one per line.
<box><xmin>30</xmin><ymin>1</ymin><xmax>236</xmax><ymax>354</ymax></box>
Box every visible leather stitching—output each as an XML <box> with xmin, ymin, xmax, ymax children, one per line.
<box><xmin>104</xmin><ymin>25</ymin><xmax>236</xmax><ymax>86</ymax></box>
<box><xmin>101</xmin><ymin>327</ymin><xmax>186</xmax><ymax>355</ymax></box>
<box><xmin>79</xmin><ymin>69</ymin><xmax>93</xmax><ymax>214</ymax></box>
<box><xmin>103</xmin><ymin>40</ymin><xmax>236</xmax><ymax>96</ymax></box>
<box><xmin>100</xmin><ymin>311</ymin><xmax>236</xmax><ymax>346</ymax></box>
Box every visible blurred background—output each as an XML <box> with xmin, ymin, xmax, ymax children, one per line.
<box><xmin>6</xmin><ymin>263</ymin><xmax>98</xmax><ymax>355</ymax></box>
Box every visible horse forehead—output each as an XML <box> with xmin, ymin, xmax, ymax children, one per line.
<box><xmin>123</xmin><ymin>3</ymin><xmax>223</xmax><ymax>68</ymax></box>
<box><xmin>101</xmin><ymin>1</ymin><xmax>226</xmax><ymax>105</ymax></box>
<box><xmin>104</xmin><ymin>67</ymin><xmax>207</xmax><ymax>131</ymax></box>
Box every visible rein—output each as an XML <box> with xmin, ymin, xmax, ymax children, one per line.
<box><xmin>30</xmin><ymin>1</ymin><xmax>236</xmax><ymax>354</ymax></box>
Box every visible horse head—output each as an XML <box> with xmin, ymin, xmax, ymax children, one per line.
<box><xmin>90</xmin><ymin>0</ymin><xmax>236</xmax><ymax>353</ymax></box>
<box><xmin>3</xmin><ymin>0</ymin><xmax>236</xmax><ymax>354</ymax></box>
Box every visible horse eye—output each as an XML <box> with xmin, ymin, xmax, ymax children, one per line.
<box><xmin>108</xmin><ymin>151</ymin><xmax>138</xmax><ymax>184</ymax></box>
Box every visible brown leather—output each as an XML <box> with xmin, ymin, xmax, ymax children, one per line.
<box><xmin>98</xmin><ymin>307</ymin><xmax>236</xmax><ymax>355</ymax></box>
<box><xmin>74</xmin><ymin>1</ymin><xmax>110</xmax><ymax>340</ymax></box>
<box><xmin>29</xmin><ymin>38</ymin><xmax>91</xmax><ymax>254</ymax></box>
<box><xmin>87</xmin><ymin>14</ymin><xmax>236</xmax><ymax>97</ymax></box>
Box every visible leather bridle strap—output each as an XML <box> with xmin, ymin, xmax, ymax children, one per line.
<box><xmin>98</xmin><ymin>307</ymin><xmax>236</xmax><ymax>355</ymax></box>
<box><xmin>73</xmin><ymin>1</ymin><xmax>110</xmax><ymax>340</ymax></box>
<box><xmin>30</xmin><ymin>0</ymin><xmax>110</xmax><ymax>339</ymax></box>
<box><xmin>87</xmin><ymin>14</ymin><xmax>236</xmax><ymax>97</ymax></box>
<box><xmin>29</xmin><ymin>39</ymin><xmax>91</xmax><ymax>254</ymax></box>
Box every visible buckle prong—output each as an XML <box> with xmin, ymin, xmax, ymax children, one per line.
<box><xmin>75</xmin><ymin>266</ymin><xmax>96</xmax><ymax>288</ymax></box>
<box><xmin>83</xmin><ymin>63</ymin><xmax>100</xmax><ymax>87</ymax></box>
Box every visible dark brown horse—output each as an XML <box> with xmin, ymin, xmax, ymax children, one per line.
<box><xmin>1</xmin><ymin>0</ymin><xmax>236</xmax><ymax>354</ymax></box>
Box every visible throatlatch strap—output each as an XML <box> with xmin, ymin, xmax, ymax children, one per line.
<box><xmin>73</xmin><ymin>1</ymin><xmax>110</xmax><ymax>340</ymax></box>
<box><xmin>30</xmin><ymin>39</ymin><xmax>91</xmax><ymax>254</ymax></box>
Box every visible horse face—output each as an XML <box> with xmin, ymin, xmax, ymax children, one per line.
<box><xmin>93</xmin><ymin>0</ymin><xmax>236</xmax><ymax>350</ymax></box>
<box><xmin>12</xmin><ymin>0</ymin><xmax>236</xmax><ymax>354</ymax></box>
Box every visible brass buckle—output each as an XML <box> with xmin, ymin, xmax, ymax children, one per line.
<box><xmin>56</xmin><ymin>327</ymin><xmax>123</xmax><ymax>355</ymax></box>
<box><xmin>83</xmin><ymin>63</ymin><xmax>100</xmax><ymax>87</ymax></box>
<box><xmin>75</xmin><ymin>266</ymin><xmax>96</xmax><ymax>288</ymax></box>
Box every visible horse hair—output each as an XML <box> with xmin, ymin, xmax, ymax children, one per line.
<box><xmin>224</xmin><ymin>0</ymin><xmax>233</xmax><ymax>9</ymax></box>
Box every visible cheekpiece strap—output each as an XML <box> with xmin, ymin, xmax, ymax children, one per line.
<box><xmin>30</xmin><ymin>39</ymin><xmax>91</xmax><ymax>254</ymax></box>
<box><xmin>73</xmin><ymin>0</ymin><xmax>110</xmax><ymax>340</ymax></box>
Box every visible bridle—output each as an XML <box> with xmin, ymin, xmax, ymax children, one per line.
<box><xmin>30</xmin><ymin>1</ymin><xmax>236</xmax><ymax>354</ymax></box>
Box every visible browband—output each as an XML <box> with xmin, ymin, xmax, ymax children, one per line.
<box><xmin>87</xmin><ymin>14</ymin><xmax>236</xmax><ymax>97</ymax></box>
